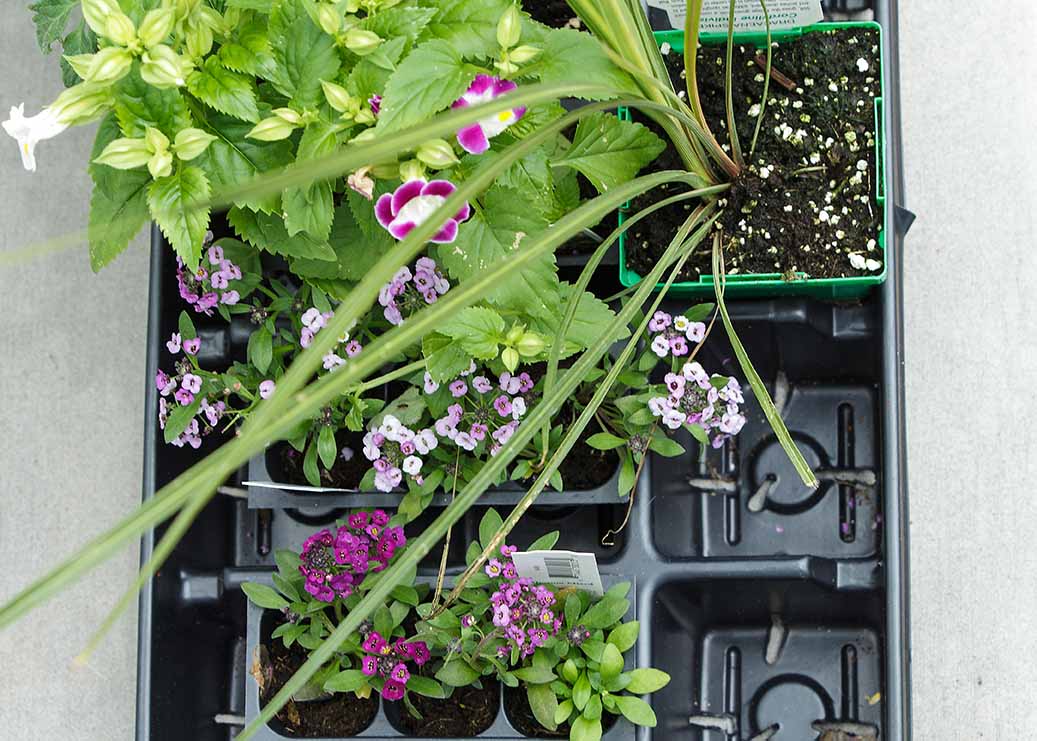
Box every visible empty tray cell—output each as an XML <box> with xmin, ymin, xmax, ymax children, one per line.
<box><xmin>466</xmin><ymin>504</ymin><xmax>629</xmax><ymax>564</ymax></box>
<box><xmin>649</xmin><ymin>580</ymin><xmax>883</xmax><ymax>741</ymax></box>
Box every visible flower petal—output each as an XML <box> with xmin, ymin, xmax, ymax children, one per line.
<box><xmin>374</xmin><ymin>193</ymin><xmax>394</xmax><ymax>228</ymax></box>
<box><xmin>421</xmin><ymin>180</ymin><xmax>456</xmax><ymax>198</ymax></box>
<box><xmin>429</xmin><ymin>219</ymin><xmax>459</xmax><ymax>244</ymax></box>
<box><xmin>457</xmin><ymin>124</ymin><xmax>489</xmax><ymax>154</ymax></box>
<box><xmin>391</xmin><ymin>179</ymin><xmax>426</xmax><ymax>216</ymax></box>
<box><xmin>388</xmin><ymin>220</ymin><xmax>417</xmax><ymax>240</ymax></box>
<box><xmin>454</xmin><ymin>201</ymin><xmax>471</xmax><ymax>223</ymax></box>
<box><xmin>466</xmin><ymin>74</ymin><xmax>496</xmax><ymax>98</ymax></box>
<box><xmin>492</xmin><ymin>78</ymin><xmax>518</xmax><ymax>96</ymax></box>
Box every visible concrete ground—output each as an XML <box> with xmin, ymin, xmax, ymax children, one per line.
<box><xmin>0</xmin><ymin>1</ymin><xmax>1035</xmax><ymax>739</ymax></box>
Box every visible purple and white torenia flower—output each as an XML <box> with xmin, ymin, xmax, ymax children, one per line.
<box><xmin>648</xmin><ymin>361</ymin><xmax>746</xmax><ymax>447</ymax></box>
<box><xmin>374</xmin><ymin>179</ymin><xmax>471</xmax><ymax>244</ymax></box>
<box><xmin>451</xmin><ymin>75</ymin><xmax>527</xmax><ymax>155</ymax></box>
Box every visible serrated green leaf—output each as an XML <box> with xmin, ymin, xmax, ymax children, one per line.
<box><xmin>29</xmin><ymin>0</ymin><xmax>76</xmax><ymax>53</ymax></box>
<box><xmin>88</xmin><ymin>115</ymin><xmax>150</xmax><ymax>271</ymax></box>
<box><xmin>422</xmin><ymin>332</ymin><xmax>472</xmax><ymax>382</ymax></box>
<box><xmin>614</xmin><ymin>695</ymin><xmax>657</xmax><ymax>727</ymax></box>
<box><xmin>530</xmin><ymin>29</ymin><xmax>634</xmax><ymax>101</ymax></box>
<box><xmin>376</xmin><ymin>39</ymin><xmax>474</xmax><ymax>133</ymax></box>
<box><xmin>114</xmin><ymin>66</ymin><xmax>192</xmax><ymax>138</ymax></box>
<box><xmin>284</xmin><ymin>122</ymin><xmax>338</xmax><ymax>240</ymax></box>
<box><xmin>59</xmin><ymin>22</ymin><xmax>98</xmax><ymax>87</ymax></box>
<box><xmin>228</xmin><ymin>207</ymin><xmax>336</xmax><ymax>261</ymax></box>
<box><xmin>422</xmin><ymin>0</ymin><xmax>510</xmax><ymax>57</ymax></box>
<box><xmin>148</xmin><ymin>165</ymin><xmax>211</xmax><ymax>270</ymax></box>
<box><xmin>269</xmin><ymin>0</ymin><xmax>341</xmax><ymax>108</ymax></box>
<box><xmin>360</xmin><ymin>5</ymin><xmax>436</xmax><ymax>47</ymax></box>
<box><xmin>187</xmin><ymin>57</ymin><xmax>260</xmax><ymax>122</ymax></box>
<box><xmin>526</xmin><ymin>683</ymin><xmax>559</xmax><ymax>731</ymax></box>
<box><xmin>440</xmin><ymin>307</ymin><xmax>505</xmax><ymax>359</ymax></box>
<box><xmin>555</xmin><ymin>112</ymin><xmax>664</xmax><ymax>193</ymax></box>
<box><xmin>242</xmin><ymin>582</ymin><xmax>289</xmax><ymax>610</ymax></box>
<box><xmin>624</xmin><ymin>667</ymin><xmax>670</xmax><ymax>694</ymax></box>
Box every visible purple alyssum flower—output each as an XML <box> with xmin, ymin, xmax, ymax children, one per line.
<box><xmin>362</xmin><ymin>415</ymin><xmax>439</xmax><ymax>492</ymax></box>
<box><xmin>646</xmin><ymin>310</ymin><xmax>708</xmax><ymax>360</ymax></box>
<box><xmin>375</xmin><ymin>179</ymin><xmax>471</xmax><ymax>244</ymax></box>
<box><xmin>175</xmin><ymin>248</ymin><xmax>242</xmax><ymax>315</ymax></box>
<box><xmin>486</xmin><ymin>544</ymin><xmax>563</xmax><ymax>657</ymax></box>
<box><xmin>451</xmin><ymin>75</ymin><xmax>527</xmax><ymax>155</ymax></box>
<box><xmin>378</xmin><ymin>257</ymin><xmax>451</xmax><ymax>326</ymax></box>
<box><xmin>357</xmin><ymin>628</ymin><xmax>428</xmax><ymax>701</ymax></box>
<box><xmin>298</xmin><ymin>512</ymin><xmax>405</xmax><ymax>604</ymax></box>
<box><xmin>647</xmin><ymin>361</ymin><xmax>746</xmax><ymax>447</ymax></box>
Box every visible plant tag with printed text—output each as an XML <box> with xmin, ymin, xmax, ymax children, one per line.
<box><xmin>648</xmin><ymin>0</ymin><xmax>823</xmax><ymax>34</ymax></box>
<box><xmin>511</xmin><ymin>550</ymin><xmax>604</xmax><ymax>596</ymax></box>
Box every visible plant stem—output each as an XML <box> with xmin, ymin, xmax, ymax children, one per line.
<box><xmin>601</xmin><ymin>421</ymin><xmax>658</xmax><ymax>546</ymax></box>
<box><xmin>432</xmin><ymin>451</ymin><xmax>460</xmax><ymax>608</ymax></box>
<box><xmin>353</xmin><ymin>359</ymin><xmax>424</xmax><ymax>394</ymax></box>
<box><xmin>748</xmin><ymin>0</ymin><xmax>772</xmax><ymax>159</ymax></box>
<box><xmin>724</xmin><ymin>0</ymin><xmax>745</xmax><ymax>168</ymax></box>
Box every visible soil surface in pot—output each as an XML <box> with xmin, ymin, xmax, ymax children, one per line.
<box><xmin>556</xmin><ymin>416</ymin><xmax>620</xmax><ymax>490</ymax></box>
<box><xmin>504</xmin><ymin>685</ymin><xmax>618</xmax><ymax>737</ymax></box>
<box><xmin>276</xmin><ymin>429</ymin><xmax>368</xmax><ymax>489</ymax></box>
<box><xmin>625</xmin><ymin>28</ymin><xmax>882</xmax><ymax>282</ymax></box>
<box><xmin>523</xmin><ymin>0</ymin><xmax>582</xmax><ymax>28</ymax></box>
<box><xmin>260</xmin><ymin>627</ymin><xmax>379</xmax><ymax>737</ymax></box>
<box><xmin>392</xmin><ymin>677</ymin><xmax>500</xmax><ymax>736</ymax></box>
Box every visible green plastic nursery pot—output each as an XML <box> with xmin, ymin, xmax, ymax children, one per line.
<box><xmin>618</xmin><ymin>22</ymin><xmax>887</xmax><ymax>300</ymax></box>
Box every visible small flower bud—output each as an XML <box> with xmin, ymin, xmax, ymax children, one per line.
<box><xmin>247</xmin><ymin>116</ymin><xmax>298</xmax><ymax>141</ymax></box>
<box><xmin>353</xmin><ymin>108</ymin><xmax>375</xmax><ymax>125</ymax></box>
<box><xmin>321</xmin><ymin>80</ymin><xmax>353</xmax><ymax>113</ymax></box>
<box><xmin>81</xmin><ymin>0</ymin><xmax>120</xmax><ymax>37</ymax></box>
<box><xmin>51</xmin><ymin>81</ymin><xmax>110</xmax><ymax>125</ymax></box>
<box><xmin>343</xmin><ymin>28</ymin><xmax>381</xmax><ymax>56</ymax></box>
<box><xmin>86</xmin><ymin>47</ymin><xmax>133</xmax><ymax>83</ymax></box>
<box><xmin>497</xmin><ymin>5</ymin><xmax>522</xmax><ymax>49</ymax></box>
<box><xmin>140</xmin><ymin>45</ymin><xmax>190</xmax><ymax>88</ymax></box>
<box><xmin>415</xmin><ymin>138</ymin><xmax>459</xmax><ymax>168</ymax></box>
<box><xmin>273</xmin><ymin>107</ymin><xmax>303</xmax><ymax>126</ymax></box>
<box><xmin>318</xmin><ymin>3</ymin><xmax>341</xmax><ymax>35</ymax></box>
<box><xmin>138</xmin><ymin>7</ymin><xmax>175</xmax><ymax>48</ymax></box>
<box><xmin>502</xmin><ymin>347</ymin><xmax>520</xmax><ymax>373</ymax></box>
<box><xmin>147</xmin><ymin>149</ymin><xmax>174</xmax><ymax>178</ymax></box>
<box><xmin>184</xmin><ymin>21</ymin><xmax>215</xmax><ymax>59</ymax></box>
<box><xmin>93</xmin><ymin>137</ymin><xmax>151</xmax><ymax>170</ymax></box>
<box><xmin>508</xmin><ymin>45</ymin><xmax>541</xmax><ymax>64</ymax></box>
<box><xmin>173</xmin><ymin>128</ymin><xmax>217</xmax><ymax>160</ymax></box>
<box><xmin>505</xmin><ymin>325</ymin><xmax>525</xmax><ymax>345</ymax></box>
<box><xmin>494</xmin><ymin>58</ymin><xmax>519</xmax><ymax>76</ymax></box>
<box><xmin>63</xmin><ymin>54</ymin><xmax>95</xmax><ymax>82</ymax></box>
<box><xmin>144</xmin><ymin>127</ymin><xmax>170</xmax><ymax>154</ymax></box>
<box><xmin>398</xmin><ymin>159</ymin><xmax>425</xmax><ymax>182</ymax></box>
<box><xmin>105</xmin><ymin>11</ymin><xmax>137</xmax><ymax>48</ymax></box>
<box><xmin>516</xmin><ymin>332</ymin><xmax>545</xmax><ymax>357</ymax></box>
<box><xmin>352</xmin><ymin>129</ymin><xmax>378</xmax><ymax>145</ymax></box>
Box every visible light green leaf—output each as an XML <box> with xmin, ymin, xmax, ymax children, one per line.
<box><xmin>148</xmin><ymin>165</ymin><xmax>211</xmax><ymax>270</ymax></box>
<box><xmin>571</xmin><ymin>714</ymin><xmax>602</xmax><ymax>741</ymax></box>
<box><xmin>606</xmin><ymin>621</ymin><xmax>639</xmax><ymax>653</ymax></box>
<box><xmin>554</xmin><ymin>698</ymin><xmax>574</xmax><ymax>726</ymax></box>
<box><xmin>649</xmin><ymin>435</ymin><xmax>685</xmax><ymax>457</ymax></box>
<box><xmin>360</xmin><ymin>5</ymin><xmax>436</xmax><ymax>48</ymax></box>
<box><xmin>247</xmin><ymin>326</ymin><xmax>273</xmax><ymax>373</ymax></box>
<box><xmin>555</xmin><ymin>112</ymin><xmax>665</xmax><ymax>193</ymax></box>
<box><xmin>527</xmin><ymin>530</ymin><xmax>559</xmax><ymax>551</ymax></box>
<box><xmin>241</xmin><ymin>582</ymin><xmax>289</xmax><ymax>610</ymax></box>
<box><xmin>580</xmin><ymin>596</ymin><xmax>628</xmax><ymax>630</ymax></box>
<box><xmin>585</xmin><ymin>433</ymin><xmax>626</xmax><ymax>451</ymax></box>
<box><xmin>527</xmin><ymin>683</ymin><xmax>559</xmax><ymax>731</ymax></box>
<box><xmin>478</xmin><ymin>508</ymin><xmax>504</xmax><ymax>550</ymax></box>
<box><xmin>421</xmin><ymin>0</ymin><xmax>511</xmax><ymax>57</ymax></box>
<box><xmin>617</xmin><ymin>451</ymin><xmax>635</xmax><ymax>498</ymax></box>
<box><xmin>269</xmin><ymin>0</ymin><xmax>341</xmax><ymax>108</ymax></box>
<box><xmin>614</xmin><ymin>695</ymin><xmax>657</xmax><ymax>727</ymax></box>
<box><xmin>187</xmin><ymin>57</ymin><xmax>260</xmax><ymax>122</ymax></box>
<box><xmin>88</xmin><ymin>115</ymin><xmax>150</xmax><ymax>271</ymax></box>
<box><xmin>422</xmin><ymin>332</ymin><xmax>472</xmax><ymax>382</ymax></box>
<box><xmin>317</xmin><ymin>425</ymin><xmax>337</xmax><ymax>469</ymax></box>
<box><xmin>228</xmin><ymin>207</ymin><xmax>336</xmax><ymax>261</ymax></box>
<box><xmin>599</xmin><ymin>643</ymin><xmax>623</xmax><ymax>681</ymax></box>
<box><xmin>323</xmin><ymin>669</ymin><xmax>368</xmax><ymax>693</ymax></box>
<box><xmin>113</xmin><ymin>66</ymin><xmax>192</xmax><ymax>138</ymax></box>
<box><xmin>406</xmin><ymin>675</ymin><xmax>446</xmax><ymax>698</ymax></box>
<box><xmin>441</xmin><ymin>307</ymin><xmax>505</xmax><ymax>359</ymax></box>
<box><xmin>163</xmin><ymin>398</ymin><xmax>200</xmax><ymax>443</ymax></box>
<box><xmin>513</xmin><ymin>665</ymin><xmax>557</xmax><ymax>684</ymax></box>
<box><xmin>572</xmin><ymin>671</ymin><xmax>591</xmax><ymax>710</ymax></box>
<box><xmin>435</xmin><ymin>659</ymin><xmax>480</xmax><ymax>687</ymax></box>
<box><xmin>624</xmin><ymin>668</ymin><xmax>671</xmax><ymax>694</ymax></box>
<box><xmin>376</xmin><ymin>39</ymin><xmax>474</xmax><ymax>133</ymax></box>
<box><xmin>584</xmin><ymin>694</ymin><xmax>602</xmax><ymax>721</ymax></box>
<box><xmin>533</xmin><ymin>284</ymin><xmax>621</xmax><ymax>353</ymax></box>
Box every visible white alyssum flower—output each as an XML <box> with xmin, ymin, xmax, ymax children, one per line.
<box><xmin>2</xmin><ymin>104</ymin><xmax>67</xmax><ymax>172</ymax></box>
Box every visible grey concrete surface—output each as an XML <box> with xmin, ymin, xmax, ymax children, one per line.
<box><xmin>0</xmin><ymin>1</ymin><xmax>1035</xmax><ymax>740</ymax></box>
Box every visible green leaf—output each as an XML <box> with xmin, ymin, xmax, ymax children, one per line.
<box><xmin>599</xmin><ymin>643</ymin><xmax>623</xmax><ymax>681</ymax></box>
<box><xmin>526</xmin><ymin>683</ymin><xmax>559</xmax><ymax>731</ymax></box>
<box><xmin>228</xmin><ymin>207</ymin><xmax>336</xmax><ymax>261</ymax></box>
<box><xmin>617</xmin><ymin>451</ymin><xmax>635</xmax><ymax>498</ymax></box>
<box><xmin>572</xmin><ymin>671</ymin><xmax>591</xmax><ymax>710</ymax></box>
<box><xmin>534</xmin><ymin>284</ymin><xmax>622</xmax><ymax>353</ymax></box>
<box><xmin>585</xmin><ymin>433</ymin><xmax>626</xmax><ymax>451</ymax></box>
<box><xmin>513</xmin><ymin>665</ymin><xmax>557</xmax><ymax>684</ymax></box>
<box><xmin>323</xmin><ymin>669</ymin><xmax>368</xmax><ymax>693</ymax></box>
<box><xmin>564</xmin><ymin>594</ymin><xmax>582</xmax><ymax>628</ymax></box>
<box><xmin>187</xmin><ymin>57</ymin><xmax>260</xmax><ymax>122</ymax></box>
<box><xmin>218</xmin><ymin>18</ymin><xmax>272</xmax><ymax>76</ymax></box>
<box><xmin>649</xmin><ymin>436</ymin><xmax>685</xmax><ymax>458</ymax></box>
<box><xmin>247</xmin><ymin>326</ymin><xmax>273</xmax><ymax>373</ymax></box>
<box><xmin>406</xmin><ymin>676</ymin><xmax>446</xmax><ymax>698</ymax></box>
<box><xmin>688</xmin><ymin>423</ymin><xmax>710</xmax><ymax>446</ymax></box>
<box><xmin>531</xmin><ymin>29</ymin><xmax>634</xmax><ymax>101</ymax></box>
<box><xmin>88</xmin><ymin>115</ymin><xmax>150</xmax><ymax>271</ymax></box>
<box><xmin>527</xmin><ymin>531</ymin><xmax>559</xmax><ymax>551</ymax></box>
<box><xmin>604</xmin><ymin>581</ymin><xmax>630</xmax><ymax>600</ymax></box>
<box><xmin>580</xmin><ymin>640</ymin><xmax>604</xmax><ymax>662</ymax></box>
<box><xmin>614</xmin><ymin>695</ymin><xmax>657</xmax><ymax>727</ymax></box>
<box><xmin>554</xmin><ymin>698</ymin><xmax>574</xmax><ymax>726</ymax></box>
<box><xmin>389</xmin><ymin>585</ymin><xmax>419</xmax><ymax>606</ymax></box>
<box><xmin>274</xmin><ymin>549</ymin><xmax>300</xmax><ymax>577</ymax></box>
<box><xmin>59</xmin><ymin>22</ymin><xmax>98</xmax><ymax>87</ymax></box>
<box><xmin>302</xmin><ymin>441</ymin><xmax>320</xmax><ymax>486</ymax></box>
<box><xmin>163</xmin><ymin>398</ymin><xmax>200</xmax><ymax>443</ymax></box>
<box><xmin>360</xmin><ymin>5</ymin><xmax>436</xmax><ymax>47</ymax></box>
<box><xmin>606</xmin><ymin>621</ymin><xmax>639</xmax><ymax>653</ymax></box>
<box><xmin>241</xmin><ymin>582</ymin><xmax>289</xmax><ymax>610</ymax></box>
<box><xmin>29</xmin><ymin>0</ymin><xmax>76</xmax><ymax>53</ymax></box>
<box><xmin>571</xmin><ymin>714</ymin><xmax>602</xmax><ymax>741</ymax></box>
<box><xmin>441</xmin><ymin>307</ymin><xmax>505</xmax><ymax>359</ymax></box>
<box><xmin>422</xmin><ymin>0</ymin><xmax>511</xmax><ymax>57</ymax></box>
<box><xmin>268</xmin><ymin>0</ymin><xmax>341</xmax><ymax>107</ymax></box>
<box><xmin>584</xmin><ymin>694</ymin><xmax>602</xmax><ymax>721</ymax></box>
<box><xmin>225</xmin><ymin>0</ymin><xmax>274</xmax><ymax>9</ymax></box>
<box><xmin>284</xmin><ymin>123</ymin><xmax>338</xmax><ymax>240</ymax></box>
<box><xmin>193</xmin><ymin>109</ymin><xmax>293</xmax><ymax>215</ymax></box>
<box><xmin>478</xmin><ymin>508</ymin><xmax>504</xmax><ymax>550</ymax></box>
<box><xmin>580</xmin><ymin>596</ymin><xmax>628</xmax><ymax>630</ymax></box>
<box><xmin>114</xmin><ymin>66</ymin><xmax>192</xmax><ymax>138</ymax></box>
<box><xmin>555</xmin><ymin>112</ymin><xmax>665</xmax><ymax>193</ymax></box>
<box><xmin>422</xmin><ymin>332</ymin><xmax>472</xmax><ymax>382</ymax></box>
<box><xmin>317</xmin><ymin>425</ymin><xmax>337</xmax><ymax>469</ymax></box>
<box><xmin>684</xmin><ymin>303</ymin><xmax>715</xmax><ymax>322</ymax></box>
<box><xmin>435</xmin><ymin>659</ymin><xmax>480</xmax><ymax>687</ymax></box>
<box><xmin>376</xmin><ymin>39</ymin><xmax>474</xmax><ymax>133</ymax></box>
<box><xmin>178</xmin><ymin>312</ymin><xmax>197</xmax><ymax>341</ymax></box>
<box><xmin>371</xmin><ymin>387</ymin><xmax>426</xmax><ymax>427</ymax></box>
<box><xmin>148</xmin><ymin>166</ymin><xmax>211</xmax><ymax>270</ymax></box>
<box><xmin>624</xmin><ymin>668</ymin><xmax>671</xmax><ymax>694</ymax></box>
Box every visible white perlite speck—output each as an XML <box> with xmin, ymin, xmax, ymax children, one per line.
<box><xmin>748</xmin><ymin>103</ymin><xmax>761</xmax><ymax>117</ymax></box>
<box><xmin>857</xmin><ymin>57</ymin><xmax>870</xmax><ymax>72</ymax></box>
<box><xmin>856</xmin><ymin>159</ymin><xmax>868</xmax><ymax>171</ymax></box>
<box><xmin>848</xmin><ymin>252</ymin><xmax>866</xmax><ymax>269</ymax></box>
<box><xmin>660</xmin><ymin>42</ymin><xmax>671</xmax><ymax>55</ymax></box>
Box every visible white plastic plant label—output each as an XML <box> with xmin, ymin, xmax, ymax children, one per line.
<box><xmin>242</xmin><ymin>480</ymin><xmax>358</xmax><ymax>493</ymax></box>
<box><xmin>647</xmin><ymin>0</ymin><xmax>822</xmax><ymax>34</ymax></box>
<box><xmin>510</xmin><ymin>550</ymin><xmax>604</xmax><ymax>597</ymax></box>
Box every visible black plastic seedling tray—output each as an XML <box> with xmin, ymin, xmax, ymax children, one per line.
<box><xmin>135</xmin><ymin>2</ymin><xmax>911</xmax><ymax>739</ymax></box>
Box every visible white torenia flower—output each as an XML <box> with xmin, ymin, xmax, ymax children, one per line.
<box><xmin>3</xmin><ymin>104</ymin><xmax>67</xmax><ymax>172</ymax></box>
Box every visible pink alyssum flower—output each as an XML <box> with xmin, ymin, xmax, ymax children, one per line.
<box><xmin>363</xmin><ymin>415</ymin><xmax>439</xmax><ymax>492</ymax></box>
<box><xmin>378</xmin><ymin>257</ymin><xmax>451</xmax><ymax>326</ymax></box>
<box><xmin>430</xmin><ymin>369</ymin><xmax>531</xmax><ymax>457</ymax></box>
<box><xmin>647</xmin><ymin>361</ymin><xmax>747</xmax><ymax>447</ymax></box>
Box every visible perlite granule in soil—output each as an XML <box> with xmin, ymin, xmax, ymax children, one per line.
<box><xmin>625</xmin><ymin>27</ymin><xmax>883</xmax><ymax>282</ymax></box>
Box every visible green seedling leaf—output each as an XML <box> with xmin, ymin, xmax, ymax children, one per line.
<box><xmin>241</xmin><ymin>582</ymin><xmax>289</xmax><ymax>610</ymax></box>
